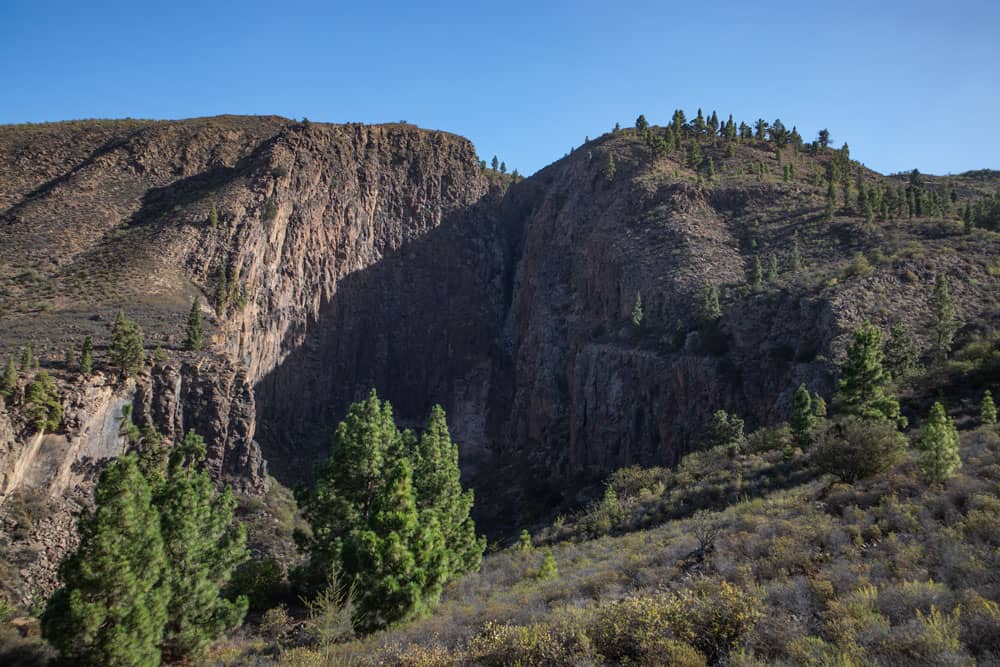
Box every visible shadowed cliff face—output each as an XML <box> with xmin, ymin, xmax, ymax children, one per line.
<box><xmin>1</xmin><ymin>116</ymin><xmax>999</xmax><ymax>528</ymax></box>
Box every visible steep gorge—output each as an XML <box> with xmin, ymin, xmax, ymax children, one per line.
<box><xmin>1</xmin><ymin>115</ymin><xmax>998</xmax><ymax>557</ymax></box>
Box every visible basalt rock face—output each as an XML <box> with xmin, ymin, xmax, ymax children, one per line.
<box><xmin>1</xmin><ymin>116</ymin><xmax>999</xmax><ymax>536</ymax></box>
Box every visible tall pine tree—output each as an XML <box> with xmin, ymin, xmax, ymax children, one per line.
<box><xmin>157</xmin><ymin>431</ymin><xmax>248</xmax><ymax>661</ymax></box>
<box><xmin>185</xmin><ymin>298</ymin><xmax>205</xmax><ymax>352</ymax></box>
<box><xmin>982</xmin><ymin>390</ymin><xmax>997</xmax><ymax>426</ymax></box>
<box><xmin>110</xmin><ymin>309</ymin><xmax>145</xmax><ymax>375</ymax></box>
<box><xmin>917</xmin><ymin>402</ymin><xmax>961</xmax><ymax>483</ymax></box>
<box><xmin>790</xmin><ymin>384</ymin><xmax>815</xmax><ymax>445</ymax></box>
<box><xmin>42</xmin><ymin>455</ymin><xmax>169</xmax><ymax>667</ymax></box>
<box><xmin>929</xmin><ymin>274</ymin><xmax>957</xmax><ymax>362</ymax></box>
<box><xmin>834</xmin><ymin>322</ymin><xmax>905</xmax><ymax>427</ymax></box>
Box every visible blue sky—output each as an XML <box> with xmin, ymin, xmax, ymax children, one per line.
<box><xmin>2</xmin><ymin>0</ymin><xmax>998</xmax><ymax>176</ymax></box>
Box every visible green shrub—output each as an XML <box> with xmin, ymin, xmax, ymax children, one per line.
<box><xmin>469</xmin><ymin>618</ymin><xmax>594</xmax><ymax>666</ymax></box>
<box><xmin>227</xmin><ymin>558</ymin><xmax>284</xmax><ymax>612</ymax></box>
<box><xmin>810</xmin><ymin>417</ymin><xmax>908</xmax><ymax>483</ymax></box>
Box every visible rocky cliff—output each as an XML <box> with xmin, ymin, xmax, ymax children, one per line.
<box><xmin>1</xmin><ymin>115</ymin><xmax>999</xmax><ymax>557</ymax></box>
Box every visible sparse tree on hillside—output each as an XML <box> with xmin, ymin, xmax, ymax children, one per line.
<box><xmin>500</xmin><ymin>161</ymin><xmax>506</xmax><ymax>174</ymax></box>
<box><xmin>696</xmin><ymin>283</ymin><xmax>721</xmax><ymax>324</ymax></box>
<box><xmin>790</xmin><ymin>233</ymin><xmax>802</xmax><ymax>272</ymax></box>
<box><xmin>929</xmin><ymin>274</ymin><xmax>958</xmax><ymax>363</ymax></box>
<box><xmin>693</xmin><ymin>109</ymin><xmax>706</xmax><ymax>135</ymax></box>
<box><xmin>1</xmin><ymin>358</ymin><xmax>15</xmax><ymax>400</ymax></box>
<box><xmin>25</xmin><ymin>371</ymin><xmax>61</xmax><ymax>432</ymax></box>
<box><xmin>791</xmin><ymin>384</ymin><xmax>816</xmax><ymax>446</ymax></box>
<box><xmin>818</xmin><ymin>129</ymin><xmax>831</xmax><ymax>148</ymax></box>
<box><xmin>110</xmin><ymin>309</ymin><xmax>145</xmax><ymax>375</ymax></box>
<box><xmin>631</xmin><ymin>292</ymin><xmax>644</xmax><ymax>328</ymax></box>
<box><xmin>20</xmin><ymin>345</ymin><xmax>32</xmax><ymax>371</ymax></box>
<box><xmin>208</xmin><ymin>204</ymin><xmax>218</xmax><ymax>228</ymax></box>
<box><xmin>749</xmin><ymin>255</ymin><xmax>763</xmax><ymax>290</ymax></box>
<box><xmin>42</xmin><ymin>454</ymin><xmax>169</xmax><ymax>667</ymax></box>
<box><xmin>635</xmin><ymin>114</ymin><xmax>648</xmax><ymax>132</ymax></box>
<box><xmin>981</xmin><ymin>390</ymin><xmax>997</xmax><ymax>426</ymax></box>
<box><xmin>708</xmin><ymin>410</ymin><xmax>745</xmax><ymax>449</ymax></box>
<box><xmin>826</xmin><ymin>180</ymin><xmax>837</xmax><ymax>221</ymax></box>
<box><xmin>754</xmin><ymin>119</ymin><xmax>768</xmax><ymax>140</ymax></box>
<box><xmin>613</xmin><ymin>122</ymin><xmax>621</xmax><ymax>133</ymax></box>
<box><xmin>883</xmin><ymin>323</ymin><xmax>920</xmax><ymax>382</ymax></box>
<box><xmin>834</xmin><ymin>322</ymin><xmax>905</xmax><ymax>428</ymax></box>
<box><xmin>185</xmin><ymin>298</ymin><xmax>204</xmax><ymax>352</ymax></box>
<box><xmin>605</xmin><ymin>153</ymin><xmax>616</xmax><ymax>182</ymax></box>
<box><xmin>917</xmin><ymin>402</ymin><xmax>961</xmax><ymax>483</ymax></box>
<box><xmin>767</xmin><ymin>253</ymin><xmax>778</xmax><ymax>282</ymax></box>
<box><xmin>813</xmin><ymin>393</ymin><xmax>827</xmax><ymax>418</ymax></box>
<box><xmin>491</xmin><ymin>156</ymin><xmax>499</xmax><ymax>171</ymax></box>
<box><xmin>80</xmin><ymin>336</ymin><xmax>93</xmax><ymax>375</ymax></box>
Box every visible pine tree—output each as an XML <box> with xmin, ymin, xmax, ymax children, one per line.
<box><xmin>696</xmin><ymin>283</ymin><xmax>721</xmax><ymax>323</ymax></box>
<box><xmin>185</xmin><ymin>298</ymin><xmax>205</xmax><ymax>352</ymax></box>
<box><xmin>500</xmin><ymin>161</ymin><xmax>506</xmax><ymax>174</ymax></box>
<box><xmin>883</xmin><ymin>323</ymin><xmax>920</xmax><ymax>381</ymax></box>
<box><xmin>413</xmin><ymin>406</ymin><xmax>485</xmax><ymax>576</ymax></box>
<box><xmin>80</xmin><ymin>336</ymin><xmax>93</xmax><ymax>375</ymax></box>
<box><xmin>767</xmin><ymin>252</ymin><xmax>779</xmax><ymax>282</ymax></box>
<box><xmin>109</xmin><ymin>309</ymin><xmax>145</xmax><ymax>375</ymax></box>
<box><xmin>20</xmin><ymin>345</ymin><xmax>32</xmax><ymax>371</ymax></box>
<box><xmin>64</xmin><ymin>346</ymin><xmax>76</xmax><ymax>370</ymax></box>
<box><xmin>631</xmin><ymin>292</ymin><xmax>643</xmax><ymax>327</ymax></box>
<box><xmin>929</xmin><ymin>274</ymin><xmax>957</xmax><ymax>363</ymax></box>
<box><xmin>296</xmin><ymin>390</ymin><xmax>404</xmax><ymax>588</ymax></box>
<box><xmin>491</xmin><ymin>156</ymin><xmax>498</xmax><ymax>171</ymax></box>
<box><xmin>834</xmin><ymin>322</ymin><xmax>905</xmax><ymax>427</ymax></box>
<box><xmin>818</xmin><ymin>129</ymin><xmax>831</xmax><ymax>148</ymax></box>
<box><xmin>1</xmin><ymin>358</ymin><xmax>15</xmax><ymax>400</ymax></box>
<box><xmin>635</xmin><ymin>114</ymin><xmax>648</xmax><ymax>132</ymax></box>
<box><xmin>813</xmin><ymin>393</ymin><xmax>827</xmax><ymax>418</ymax></box>
<box><xmin>605</xmin><ymin>153</ymin><xmax>616</xmax><ymax>182</ymax></box>
<box><xmin>917</xmin><ymin>402</ymin><xmax>961</xmax><ymax>483</ymax></box>
<box><xmin>982</xmin><ymin>390</ymin><xmax>997</xmax><ymax>426</ymax></box>
<box><xmin>749</xmin><ymin>255</ymin><xmax>763</xmax><ymax>289</ymax></box>
<box><xmin>536</xmin><ymin>550</ymin><xmax>558</xmax><ymax>580</ymax></box>
<box><xmin>790</xmin><ymin>233</ymin><xmax>802</xmax><ymax>272</ymax></box>
<box><xmin>208</xmin><ymin>204</ymin><xmax>219</xmax><ymax>228</ymax></box>
<box><xmin>25</xmin><ymin>371</ymin><xmax>62</xmax><ymax>432</ymax></box>
<box><xmin>157</xmin><ymin>431</ymin><xmax>248</xmax><ymax>661</ymax></box>
<box><xmin>343</xmin><ymin>459</ymin><xmax>447</xmax><ymax>631</ymax></box>
<box><xmin>42</xmin><ymin>455</ymin><xmax>169</xmax><ymax>667</ymax></box>
<box><xmin>790</xmin><ymin>384</ymin><xmax>815</xmax><ymax>445</ymax></box>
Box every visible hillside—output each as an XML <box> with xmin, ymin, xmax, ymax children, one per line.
<box><xmin>0</xmin><ymin>113</ymin><xmax>999</xmax><ymax>664</ymax></box>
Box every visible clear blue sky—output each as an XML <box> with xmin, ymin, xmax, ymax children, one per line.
<box><xmin>2</xmin><ymin>0</ymin><xmax>998</xmax><ymax>176</ymax></box>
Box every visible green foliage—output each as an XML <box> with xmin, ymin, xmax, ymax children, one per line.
<box><xmin>916</xmin><ymin>402</ymin><xmax>961</xmax><ymax>483</ymax></box>
<box><xmin>42</xmin><ymin>455</ymin><xmax>169</xmax><ymax>667</ymax></box>
<box><xmin>536</xmin><ymin>550</ymin><xmax>558</xmax><ymax>580</ymax></box>
<box><xmin>929</xmin><ymin>274</ymin><xmax>958</xmax><ymax>362</ymax></box>
<box><xmin>811</xmin><ymin>416</ymin><xmax>908</xmax><ymax>482</ymax></box>
<box><xmin>157</xmin><ymin>430</ymin><xmax>249</xmax><ymax>660</ymax></box>
<box><xmin>227</xmin><ymin>558</ymin><xmax>284</xmax><ymax>612</ymax></box>
<box><xmin>109</xmin><ymin>308</ymin><xmax>144</xmax><ymax>375</ymax></box>
<box><xmin>707</xmin><ymin>410</ymin><xmax>744</xmax><ymax>449</ymax></box>
<box><xmin>790</xmin><ymin>383</ymin><xmax>815</xmax><ymax>445</ymax></box>
<box><xmin>635</xmin><ymin>114</ymin><xmax>648</xmax><ymax>132</ymax></box>
<box><xmin>516</xmin><ymin>529</ymin><xmax>533</xmax><ymax>553</ymax></box>
<box><xmin>25</xmin><ymin>371</ymin><xmax>61</xmax><ymax>432</ymax></box>
<box><xmin>263</xmin><ymin>199</ymin><xmax>278</xmax><ymax>221</ymax></box>
<box><xmin>767</xmin><ymin>252</ymin><xmax>778</xmax><ymax>282</ymax></box>
<box><xmin>631</xmin><ymin>292</ymin><xmax>643</xmax><ymax>327</ymax></box>
<box><xmin>813</xmin><ymin>392</ymin><xmax>827</xmax><ymax>417</ymax></box>
<box><xmin>790</xmin><ymin>232</ymin><xmax>802</xmax><ymax>272</ymax></box>
<box><xmin>208</xmin><ymin>203</ymin><xmax>218</xmax><ymax>228</ymax></box>
<box><xmin>1</xmin><ymin>358</ymin><xmax>16</xmax><ymax>399</ymax></box>
<box><xmin>153</xmin><ymin>344</ymin><xmax>167</xmax><ymax>363</ymax></box>
<box><xmin>343</xmin><ymin>458</ymin><xmax>447</xmax><ymax>631</ymax></box>
<box><xmin>749</xmin><ymin>255</ymin><xmax>763</xmax><ymax>289</ymax></box>
<box><xmin>297</xmin><ymin>390</ymin><xmax>483</xmax><ymax>632</ymax></box>
<box><xmin>883</xmin><ymin>323</ymin><xmax>921</xmax><ymax>382</ymax></box>
<box><xmin>80</xmin><ymin>336</ymin><xmax>93</xmax><ymax>375</ymax></box>
<box><xmin>695</xmin><ymin>283</ymin><xmax>721</xmax><ymax>323</ymax></box>
<box><xmin>982</xmin><ymin>390</ymin><xmax>997</xmax><ymax>426</ymax></box>
<box><xmin>20</xmin><ymin>345</ymin><xmax>32</xmax><ymax>371</ymax></box>
<box><xmin>413</xmin><ymin>405</ymin><xmax>485</xmax><ymax>576</ymax></box>
<box><xmin>185</xmin><ymin>297</ymin><xmax>205</xmax><ymax>351</ymax></box>
<box><xmin>834</xmin><ymin>322</ymin><xmax>905</xmax><ymax>427</ymax></box>
<box><xmin>605</xmin><ymin>152</ymin><xmax>616</xmax><ymax>182</ymax></box>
